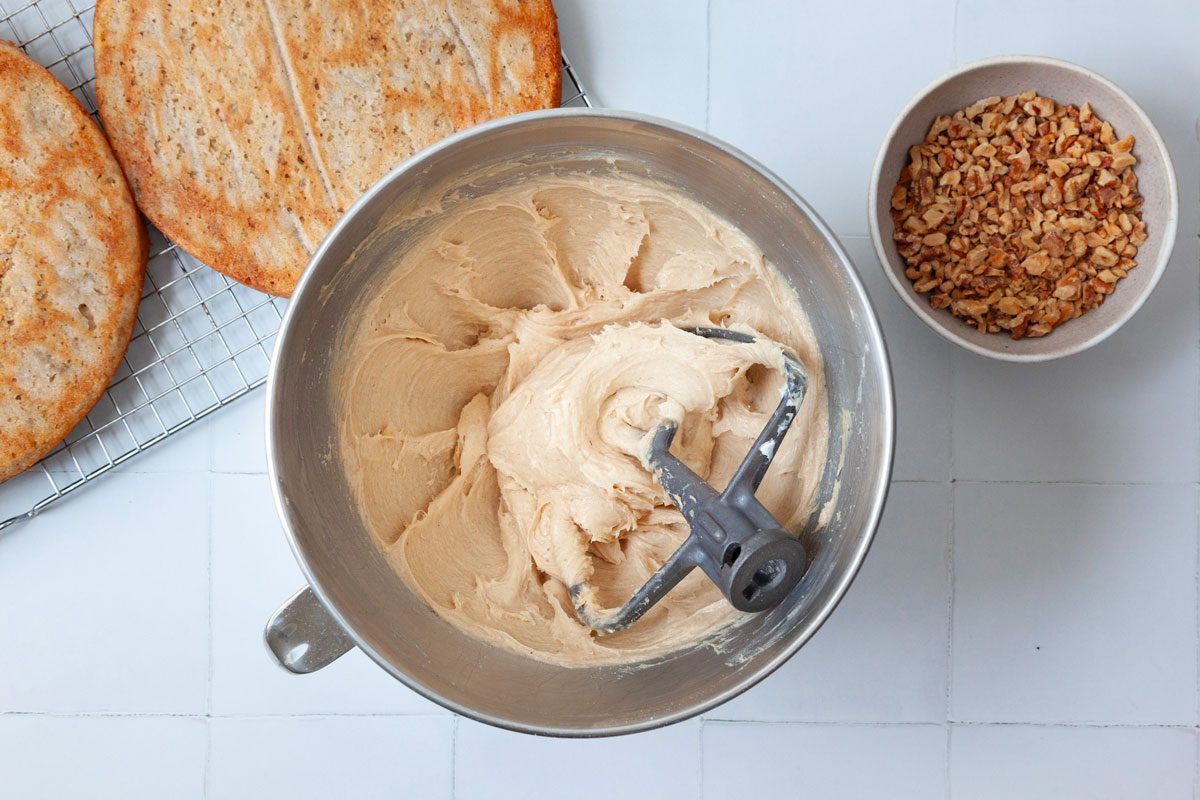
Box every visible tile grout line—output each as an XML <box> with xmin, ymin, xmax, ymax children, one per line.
<box><xmin>944</xmin><ymin>723</ymin><xmax>953</xmax><ymax>800</ymax></box>
<box><xmin>698</xmin><ymin>719</ymin><xmax>1200</xmax><ymax>730</ymax></box>
<box><xmin>206</xmin><ymin>380</ymin><xmax>216</xmax><ymax>473</ymax></box>
<box><xmin>925</xmin><ymin>478</ymin><xmax>1199</xmax><ymax>487</ymax></box>
<box><xmin>450</xmin><ymin>714</ymin><xmax>459</xmax><ymax>800</ymax></box>
<box><xmin>205</xmin><ymin>472</ymin><xmax>215</xmax><ymax>798</ymax></box>
<box><xmin>202</xmin><ymin>716</ymin><xmax>212</xmax><ymax>800</ymax></box>
<box><xmin>0</xmin><ymin>710</ymin><xmax>456</xmax><ymax>719</ymax></box>
<box><xmin>701</xmin><ymin>717</ymin><xmax>944</xmax><ymax>727</ymax></box>
<box><xmin>702</xmin><ymin>720</ymin><xmax>946</xmax><ymax>729</ymax></box>
<box><xmin>950</xmin><ymin>0</ymin><xmax>960</xmax><ymax>66</ymax></box>
<box><xmin>5</xmin><ymin>709</ymin><xmax>1198</xmax><ymax>727</ymax></box>
<box><xmin>945</xmin><ymin>481</ymin><xmax>957</xmax><ymax>791</ymax></box>
<box><xmin>206</xmin><ymin>472</ymin><xmax>215</xmax><ymax>718</ymax></box>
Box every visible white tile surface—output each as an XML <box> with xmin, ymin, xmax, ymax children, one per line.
<box><xmin>208</xmin><ymin>716</ymin><xmax>453</xmax><ymax>800</ymax></box>
<box><xmin>0</xmin><ymin>715</ymin><xmax>207</xmax><ymax>799</ymax></box>
<box><xmin>952</xmin><ymin>237</ymin><xmax>1200</xmax><ymax>484</ymax></box>
<box><xmin>210</xmin><ymin>474</ymin><xmax>442</xmax><ymax>715</ymax></box>
<box><xmin>950</xmin><ymin>725</ymin><xmax>1196</xmax><ymax>800</ymax></box>
<box><xmin>844</xmin><ymin>236</ymin><xmax>953</xmax><ymax>481</ymax></box>
<box><xmin>952</xmin><ymin>483</ymin><xmax>1198</xmax><ymax>724</ymax></box>
<box><xmin>717</xmin><ymin>483</ymin><xmax>950</xmax><ymax>722</ymax></box>
<box><xmin>455</xmin><ymin>719</ymin><xmax>700</xmax><ymax>800</ymax></box>
<box><xmin>703</xmin><ymin>722</ymin><xmax>947</xmax><ymax>799</ymax></box>
<box><xmin>0</xmin><ymin>474</ymin><xmax>209</xmax><ymax>714</ymax></box>
<box><xmin>708</xmin><ymin>0</ymin><xmax>956</xmax><ymax>237</ymax></box>
<box><xmin>555</xmin><ymin>0</ymin><xmax>707</xmax><ymax>129</ymax></box>
<box><xmin>210</xmin><ymin>387</ymin><xmax>268</xmax><ymax>474</ymax></box>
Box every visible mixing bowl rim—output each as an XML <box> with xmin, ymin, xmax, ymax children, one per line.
<box><xmin>266</xmin><ymin>107</ymin><xmax>896</xmax><ymax>737</ymax></box>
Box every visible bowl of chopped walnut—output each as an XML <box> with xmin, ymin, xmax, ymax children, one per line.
<box><xmin>868</xmin><ymin>55</ymin><xmax>1177</xmax><ymax>361</ymax></box>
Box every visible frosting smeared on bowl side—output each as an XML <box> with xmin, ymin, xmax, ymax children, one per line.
<box><xmin>336</xmin><ymin>173</ymin><xmax>828</xmax><ymax>666</ymax></box>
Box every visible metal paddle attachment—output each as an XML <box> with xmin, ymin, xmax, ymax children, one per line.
<box><xmin>570</xmin><ymin>327</ymin><xmax>810</xmax><ymax>633</ymax></box>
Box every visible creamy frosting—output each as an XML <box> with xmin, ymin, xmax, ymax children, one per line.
<box><xmin>337</xmin><ymin>173</ymin><xmax>828</xmax><ymax>666</ymax></box>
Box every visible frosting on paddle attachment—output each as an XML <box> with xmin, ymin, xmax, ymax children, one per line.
<box><xmin>570</xmin><ymin>327</ymin><xmax>810</xmax><ymax>634</ymax></box>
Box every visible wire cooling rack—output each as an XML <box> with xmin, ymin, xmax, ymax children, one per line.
<box><xmin>0</xmin><ymin>0</ymin><xmax>592</xmax><ymax>531</ymax></box>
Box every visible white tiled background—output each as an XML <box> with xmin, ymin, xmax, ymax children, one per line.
<box><xmin>1</xmin><ymin>0</ymin><xmax>1198</xmax><ymax>797</ymax></box>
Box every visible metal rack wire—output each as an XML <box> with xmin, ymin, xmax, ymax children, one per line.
<box><xmin>0</xmin><ymin>0</ymin><xmax>592</xmax><ymax>531</ymax></box>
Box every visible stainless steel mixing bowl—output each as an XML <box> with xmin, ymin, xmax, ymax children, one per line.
<box><xmin>263</xmin><ymin>109</ymin><xmax>895</xmax><ymax>737</ymax></box>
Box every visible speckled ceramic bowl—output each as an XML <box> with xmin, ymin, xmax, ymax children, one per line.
<box><xmin>868</xmin><ymin>55</ymin><xmax>1178</xmax><ymax>361</ymax></box>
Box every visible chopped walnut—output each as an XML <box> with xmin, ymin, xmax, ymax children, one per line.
<box><xmin>890</xmin><ymin>92</ymin><xmax>1146</xmax><ymax>339</ymax></box>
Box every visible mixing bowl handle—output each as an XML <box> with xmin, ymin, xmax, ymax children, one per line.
<box><xmin>263</xmin><ymin>586</ymin><xmax>355</xmax><ymax>673</ymax></box>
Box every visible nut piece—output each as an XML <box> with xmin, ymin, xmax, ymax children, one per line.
<box><xmin>889</xmin><ymin>91</ymin><xmax>1145</xmax><ymax>340</ymax></box>
<box><xmin>1021</xmin><ymin>252</ymin><xmax>1049</xmax><ymax>276</ymax></box>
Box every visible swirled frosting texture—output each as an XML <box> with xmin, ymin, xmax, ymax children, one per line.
<box><xmin>338</xmin><ymin>173</ymin><xmax>828</xmax><ymax>666</ymax></box>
